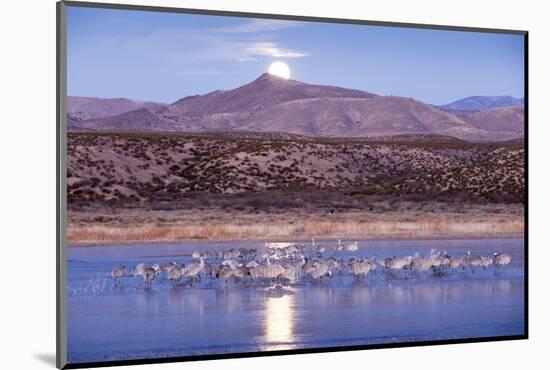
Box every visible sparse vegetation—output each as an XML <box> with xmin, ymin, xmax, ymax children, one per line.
<box><xmin>67</xmin><ymin>131</ymin><xmax>524</xmax><ymax>207</ymax></box>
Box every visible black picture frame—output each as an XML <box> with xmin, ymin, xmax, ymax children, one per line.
<box><xmin>56</xmin><ymin>1</ymin><xmax>529</xmax><ymax>368</ymax></box>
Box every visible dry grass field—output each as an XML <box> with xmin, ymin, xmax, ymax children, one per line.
<box><xmin>68</xmin><ymin>203</ymin><xmax>524</xmax><ymax>244</ymax></box>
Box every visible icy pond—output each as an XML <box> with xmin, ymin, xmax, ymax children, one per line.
<box><xmin>66</xmin><ymin>238</ymin><xmax>525</xmax><ymax>364</ymax></box>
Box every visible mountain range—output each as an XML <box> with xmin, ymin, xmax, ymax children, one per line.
<box><xmin>68</xmin><ymin>73</ymin><xmax>524</xmax><ymax>142</ymax></box>
<box><xmin>67</xmin><ymin>96</ymin><xmax>166</xmax><ymax>122</ymax></box>
<box><xmin>438</xmin><ymin>95</ymin><xmax>524</xmax><ymax>112</ymax></box>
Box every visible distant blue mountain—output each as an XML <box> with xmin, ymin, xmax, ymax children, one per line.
<box><xmin>439</xmin><ymin>96</ymin><xmax>524</xmax><ymax>112</ymax></box>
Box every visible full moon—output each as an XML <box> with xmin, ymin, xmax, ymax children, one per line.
<box><xmin>268</xmin><ymin>61</ymin><xmax>290</xmax><ymax>79</ymax></box>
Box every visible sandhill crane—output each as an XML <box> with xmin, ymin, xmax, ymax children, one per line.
<box><xmin>383</xmin><ymin>256</ymin><xmax>413</xmax><ymax>270</ymax></box>
<box><xmin>348</xmin><ymin>258</ymin><xmax>371</xmax><ymax>280</ymax></box>
<box><xmin>222</xmin><ymin>258</ymin><xmax>241</xmax><ymax>270</ymax></box>
<box><xmin>325</xmin><ymin>257</ymin><xmax>338</xmax><ymax>271</ymax></box>
<box><xmin>132</xmin><ymin>263</ymin><xmax>149</xmax><ymax>277</ymax></box>
<box><xmin>309</xmin><ymin>261</ymin><xmax>331</xmax><ymax>280</ymax></box>
<box><xmin>142</xmin><ymin>267</ymin><xmax>156</xmax><ymax>285</ymax></box>
<box><xmin>468</xmin><ymin>256</ymin><xmax>482</xmax><ymax>268</ymax></box>
<box><xmin>345</xmin><ymin>241</ymin><xmax>359</xmax><ymax>252</ymax></box>
<box><xmin>335</xmin><ymin>240</ymin><xmax>344</xmax><ymax>255</ymax></box>
<box><xmin>111</xmin><ymin>265</ymin><xmax>126</xmax><ymax>285</ymax></box>
<box><xmin>248</xmin><ymin>256</ymin><xmax>283</xmax><ymax>282</ymax></box>
<box><xmin>429</xmin><ymin>251</ymin><xmax>443</xmax><ymax>270</ymax></box>
<box><xmin>184</xmin><ymin>257</ymin><xmax>205</xmax><ymax>285</ymax></box>
<box><xmin>411</xmin><ymin>254</ymin><xmax>433</xmax><ymax>272</ymax></box>
<box><xmin>429</xmin><ymin>251</ymin><xmax>451</xmax><ymax>275</ymax></box>
<box><xmin>383</xmin><ymin>255</ymin><xmax>414</xmax><ymax>279</ymax></box>
<box><xmin>223</xmin><ymin>249</ymin><xmax>240</xmax><ymax>260</ymax></box>
<box><xmin>465</xmin><ymin>252</ymin><xmax>485</xmax><ymax>273</ymax></box>
<box><xmin>201</xmin><ymin>261</ymin><xmax>213</xmax><ymax>278</ymax></box>
<box><xmin>493</xmin><ymin>252</ymin><xmax>512</xmax><ymax>268</ymax></box>
<box><xmin>233</xmin><ymin>266</ymin><xmax>249</xmax><ymax>280</ymax></box>
<box><xmin>256</xmin><ymin>250</ymin><xmax>284</xmax><ymax>280</ymax></box>
<box><xmin>303</xmin><ymin>258</ymin><xmax>317</xmax><ymax>276</ymax></box>
<box><xmin>336</xmin><ymin>258</ymin><xmax>346</xmax><ymax>274</ymax></box>
<box><xmin>160</xmin><ymin>262</ymin><xmax>177</xmax><ymax>274</ymax></box>
<box><xmin>370</xmin><ymin>256</ymin><xmax>379</xmax><ymax>274</ymax></box>
<box><xmin>249</xmin><ymin>264</ymin><xmax>268</xmax><ymax>280</ymax></box>
<box><xmin>280</xmin><ymin>264</ymin><xmax>299</xmax><ymax>281</ymax></box>
<box><xmin>449</xmin><ymin>257</ymin><xmax>463</xmax><ymax>270</ymax></box>
<box><xmin>466</xmin><ymin>251</ymin><xmax>489</xmax><ymax>274</ymax></box>
<box><xmin>288</xmin><ymin>256</ymin><xmax>306</xmax><ymax>279</ymax></box>
<box><xmin>210</xmin><ymin>264</ymin><xmax>223</xmax><ymax>279</ymax></box>
<box><xmin>480</xmin><ymin>256</ymin><xmax>493</xmax><ymax>270</ymax></box>
<box><xmin>151</xmin><ymin>263</ymin><xmax>161</xmax><ymax>275</ymax></box>
<box><xmin>256</xmin><ymin>249</ymin><xmax>270</xmax><ymax>262</ymax></box>
<box><xmin>216</xmin><ymin>265</ymin><xmax>235</xmax><ymax>286</ymax></box>
<box><xmin>306</xmin><ymin>238</ymin><xmax>318</xmax><ymax>258</ymax></box>
<box><xmin>451</xmin><ymin>252</ymin><xmax>469</xmax><ymax>271</ymax></box>
<box><xmin>237</xmin><ymin>248</ymin><xmax>255</xmax><ymax>264</ymax></box>
<box><xmin>285</xmin><ymin>245</ymin><xmax>299</xmax><ymax>256</ymax></box>
<box><xmin>316</xmin><ymin>245</ymin><xmax>326</xmax><ymax>256</ymax></box>
<box><xmin>267</xmin><ymin>260</ymin><xmax>285</xmax><ymax>280</ymax></box>
<box><xmin>167</xmin><ymin>264</ymin><xmax>184</xmax><ymax>284</ymax></box>
<box><xmin>438</xmin><ymin>251</ymin><xmax>451</xmax><ymax>268</ymax></box>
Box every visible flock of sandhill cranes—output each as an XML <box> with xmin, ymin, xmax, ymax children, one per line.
<box><xmin>111</xmin><ymin>239</ymin><xmax>512</xmax><ymax>287</ymax></box>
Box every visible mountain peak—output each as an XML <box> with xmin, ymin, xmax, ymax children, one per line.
<box><xmin>253</xmin><ymin>72</ymin><xmax>298</xmax><ymax>85</ymax></box>
<box><xmin>163</xmin><ymin>73</ymin><xmax>375</xmax><ymax>118</ymax></box>
<box><xmin>256</xmin><ymin>72</ymin><xmax>277</xmax><ymax>80</ymax></box>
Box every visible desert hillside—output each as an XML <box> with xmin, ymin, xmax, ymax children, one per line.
<box><xmin>463</xmin><ymin>106</ymin><xmax>525</xmax><ymax>133</ymax></box>
<box><xmin>67</xmin><ymin>131</ymin><xmax>524</xmax><ymax>211</ymax></box>
<box><xmin>68</xmin><ymin>96</ymin><xmax>166</xmax><ymax>121</ymax></box>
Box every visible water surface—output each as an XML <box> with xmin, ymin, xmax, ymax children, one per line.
<box><xmin>67</xmin><ymin>238</ymin><xmax>525</xmax><ymax>363</ymax></box>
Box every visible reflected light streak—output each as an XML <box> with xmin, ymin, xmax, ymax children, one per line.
<box><xmin>264</xmin><ymin>294</ymin><xmax>296</xmax><ymax>350</ymax></box>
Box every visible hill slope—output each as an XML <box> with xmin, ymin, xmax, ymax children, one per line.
<box><xmin>239</xmin><ymin>96</ymin><xmax>496</xmax><ymax>141</ymax></box>
<box><xmin>68</xmin><ymin>108</ymin><xmax>191</xmax><ymax>132</ymax></box>
<box><xmin>463</xmin><ymin>106</ymin><xmax>524</xmax><ymax>134</ymax></box>
<box><xmin>67</xmin><ymin>132</ymin><xmax>525</xmax><ymax>209</ymax></box>
<box><xmin>68</xmin><ymin>96</ymin><xmax>166</xmax><ymax>121</ymax></box>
